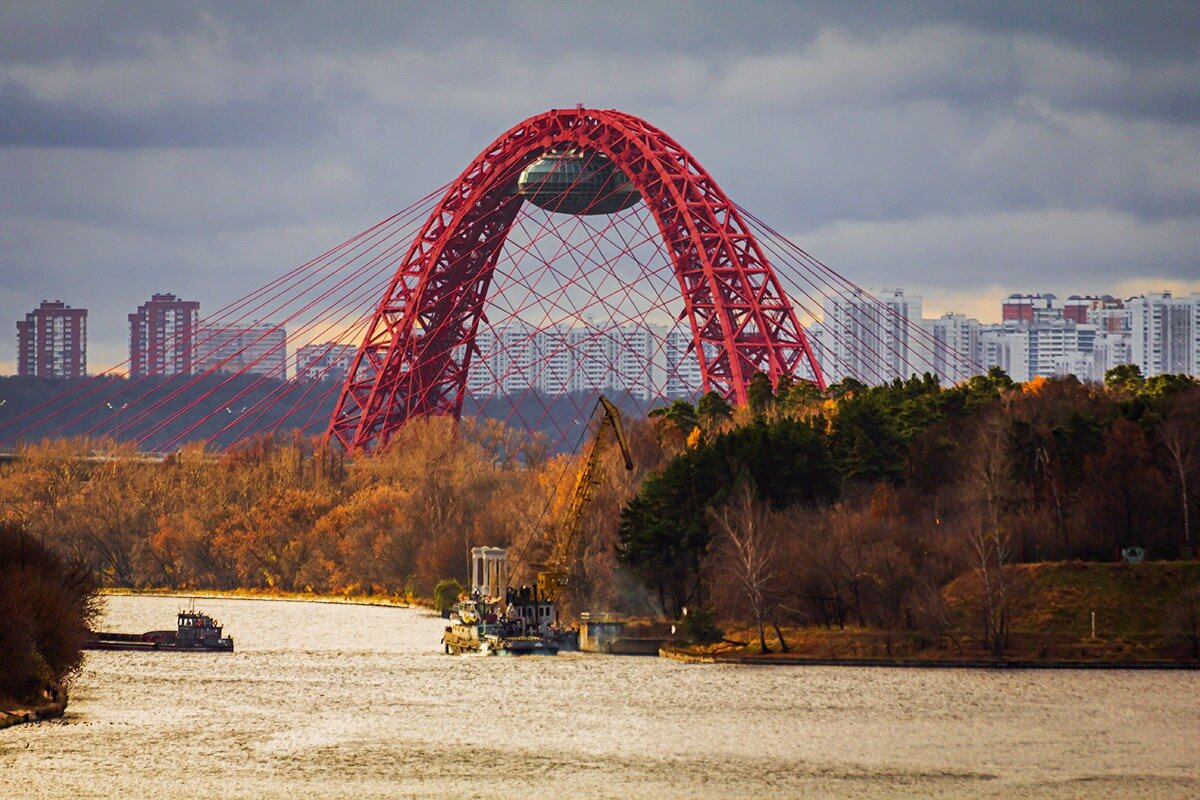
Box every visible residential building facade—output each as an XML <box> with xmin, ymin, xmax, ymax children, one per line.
<box><xmin>295</xmin><ymin>342</ymin><xmax>357</xmax><ymax>382</ymax></box>
<box><xmin>195</xmin><ymin>322</ymin><xmax>288</xmax><ymax>380</ymax></box>
<box><xmin>128</xmin><ymin>293</ymin><xmax>200</xmax><ymax>378</ymax></box>
<box><xmin>17</xmin><ymin>300</ymin><xmax>87</xmax><ymax>378</ymax></box>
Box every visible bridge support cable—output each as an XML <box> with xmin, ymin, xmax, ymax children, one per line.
<box><xmin>134</xmin><ymin>212</ymin><xmax>438</xmax><ymax>450</ymax></box>
<box><xmin>5</xmin><ymin>186</ymin><xmax>449</xmax><ymax>450</ymax></box>
<box><xmin>328</xmin><ymin>108</ymin><xmax>825</xmax><ymax>453</ymax></box>
<box><xmin>153</xmin><ymin>269</ymin><xmax>400</xmax><ymax>451</ymax></box>
<box><xmin>5</xmin><ymin>108</ymin><xmax>984</xmax><ymax>456</ymax></box>
<box><xmin>745</xmin><ymin>223</ymin><xmax>908</xmax><ymax>386</ymax></box>
<box><xmin>739</xmin><ymin>207</ymin><xmax>983</xmax><ymax>382</ymax></box>
<box><xmin>0</xmin><ymin>192</ymin><xmax>446</xmax><ymax>448</ymax></box>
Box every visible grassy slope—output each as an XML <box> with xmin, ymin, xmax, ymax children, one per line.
<box><xmin>943</xmin><ymin>560</ymin><xmax>1200</xmax><ymax>662</ymax></box>
<box><xmin>949</xmin><ymin>561</ymin><xmax>1200</xmax><ymax>635</ymax></box>
<box><xmin>686</xmin><ymin>562</ymin><xmax>1200</xmax><ymax>663</ymax></box>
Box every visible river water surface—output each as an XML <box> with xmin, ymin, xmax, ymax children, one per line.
<box><xmin>2</xmin><ymin>595</ymin><xmax>1198</xmax><ymax>799</ymax></box>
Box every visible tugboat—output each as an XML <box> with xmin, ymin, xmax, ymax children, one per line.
<box><xmin>441</xmin><ymin>546</ymin><xmax>558</xmax><ymax>656</ymax></box>
<box><xmin>442</xmin><ymin>597</ymin><xmax>558</xmax><ymax>656</ymax></box>
<box><xmin>85</xmin><ymin>606</ymin><xmax>234</xmax><ymax>652</ymax></box>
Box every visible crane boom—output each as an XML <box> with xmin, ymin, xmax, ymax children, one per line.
<box><xmin>537</xmin><ymin>396</ymin><xmax>634</xmax><ymax>601</ymax></box>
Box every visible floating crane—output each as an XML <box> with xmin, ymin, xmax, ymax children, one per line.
<box><xmin>536</xmin><ymin>396</ymin><xmax>634</xmax><ymax>605</ymax></box>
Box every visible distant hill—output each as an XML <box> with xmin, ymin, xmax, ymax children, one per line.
<box><xmin>0</xmin><ymin>375</ymin><xmax>667</xmax><ymax>452</ymax></box>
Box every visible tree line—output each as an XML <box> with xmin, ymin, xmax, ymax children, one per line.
<box><xmin>0</xmin><ymin>418</ymin><xmax>574</xmax><ymax>600</ymax></box>
<box><xmin>1</xmin><ymin>366</ymin><xmax>1197</xmax><ymax>656</ymax></box>
<box><xmin>616</xmin><ymin>367</ymin><xmax>1200</xmax><ymax>653</ymax></box>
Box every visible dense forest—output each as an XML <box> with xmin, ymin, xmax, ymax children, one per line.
<box><xmin>0</xmin><ymin>366</ymin><xmax>1197</xmax><ymax>655</ymax></box>
<box><xmin>618</xmin><ymin>367</ymin><xmax>1200</xmax><ymax>652</ymax></box>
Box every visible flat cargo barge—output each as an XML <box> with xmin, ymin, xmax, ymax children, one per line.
<box><xmin>84</xmin><ymin>609</ymin><xmax>234</xmax><ymax>652</ymax></box>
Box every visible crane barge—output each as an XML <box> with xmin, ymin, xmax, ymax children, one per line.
<box><xmin>441</xmin><ymin>396</ymin><xmax>634</xmax><ymax>655</ymax></box>
<box><xmin>535</xmin><ymin>395</ymin><xmax>634</xmax><ymax>607</ymax></box>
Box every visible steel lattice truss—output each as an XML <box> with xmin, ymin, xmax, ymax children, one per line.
<box><xmin>327</xmin><ymin>108</ymin><xmax>824</xmax><ymax>452</ymax></box>
<box><xmin>0</xmin><ymin>109</ymin><xmax>980</xmax><ymax>456</ymax></box>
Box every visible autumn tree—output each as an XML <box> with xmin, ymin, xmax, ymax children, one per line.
<box><xmin>746</xmin><ymin>370</ymin><xmax>776</xmax><ymax>415</ymax></box>
<box><xmin>1079</xmin><ymin>418</ymin><xmax>1171</xmax><ymax>558</ymax></box>
<box><xmin>1105</xmin><ymin>363</ymin><xmax>1144</xmax><ymax>393</ymax></box>
<box><xmin>618</xmin><ymin>415</ymin><xmax>838</xmax><ymax>617</ymax></box>
<box><xmin>962</xmin><ymin>407</ymin><xmax>1015</xmax><ymax>657</ymax></box>
<box><xmin>709</xmin><ymin>480</ymin><xmax>784</xmax><ymax>652</ymax></box>
<box><xmin>0</xmin><ymin>524</ymin><xmax>97</xmax><ymax>703</ymax></box>
<box><xmin>1159</xmin><ymin>387</ymin><xmax>1200</xmax><ymax>556</ymax></box>
<box><xmin>648</xmin><ymin>399</ymin><xmax>699</xmax><ymax>452</ymax></box>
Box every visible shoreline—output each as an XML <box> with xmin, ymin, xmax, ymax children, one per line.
<box><xmin>0</xmin><ymin>693</ymin><xmax>67</xmax><ymax>731</ymax></box>
<box><xmin>100</xmin><ymin>587</ymin><xmax>431</xmax><ymax>611</ymax></box>
<box><xmin>659</xmin><ymin>645</ymin><xmax>1200</xmax><ymax>670</ymax></box>
<box><xmin>98</xmin><ymin>589</ymin><xmax>1199</xmax><ymax>670</ymax></box>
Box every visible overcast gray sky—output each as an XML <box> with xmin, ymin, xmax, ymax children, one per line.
<box><xmin>2</xmin><ymin>0</ymin><xmax>1198</xmax><ymax>373</ymax></box>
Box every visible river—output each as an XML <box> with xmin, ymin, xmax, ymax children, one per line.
<box><xmin>2</xmin><ymin>595</ymin><xmax>1198</xmax><ymax>799</ymax></box>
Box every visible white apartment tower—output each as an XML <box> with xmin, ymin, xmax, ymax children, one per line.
<box><xmin>461</xmin><ymin>321</ymin><xmax>670</xmax><ymax>400</ymax></box>
<box><xmin>1128</xmin><ymin>292</ymin><xmax>1199</xmax><ymax>377</ymax></box>
<box><xmin>924</xmin><ymin>313</ymin><xmax>980</xmax><ymax>384</ymax></box>
<box><xmin>817</xmin><ymin>288</ymin><xmax>925</xmax><ymax>384</ymax></box>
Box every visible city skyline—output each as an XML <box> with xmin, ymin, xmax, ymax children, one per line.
<box><xmin>11</xmin><ymin>284</ymin><xmax>1199</xmax><ymax>389</ymax></box>
<box><xmin>2</xmin><ymin>3</ymin><xmax>1198</xmax><ymax>375</ymax></box>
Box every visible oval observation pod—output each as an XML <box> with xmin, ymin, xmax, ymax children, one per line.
<box><xmin>516</xmin><ymin>150</ymin><xmax>642</xmax><ymax>216</ymax></box>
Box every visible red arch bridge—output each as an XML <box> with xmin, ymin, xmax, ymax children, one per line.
<box><xmin>0</xmin><ymin>108</ymin><xmax>976</xmax><ymax>455</ymax></box>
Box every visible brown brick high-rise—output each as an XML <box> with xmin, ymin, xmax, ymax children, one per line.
<box><xmin>129</xmin><ymin>293</ymin><xmax>200</xmax><ymax>378</ymax></box>
<box><xmin>17</xmin><ymin>300</ymin><xmax>87</xmax><ymax>378</ymax></box>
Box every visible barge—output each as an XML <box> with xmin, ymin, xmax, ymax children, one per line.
<box><xmin>85</xmin><ymin>608</ymin><xmax>234</xmax><ymax>652</ymax></box>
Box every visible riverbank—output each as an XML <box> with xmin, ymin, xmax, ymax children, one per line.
<box><xmin>659</xmin><ymin>644</ymin><xmax>1200</xmax><ymax>669</ymax></box>
<box><xmin>101</xmin><ymin>586</ymin><xmax>427</xmax><ymax>610</ymax></box>
<box><xmin>660</xmin><ymin>626</ymin><xmax>1200</xmax><ymax>668</ymax></box>
<box><xmin>0</xmin><ymin>690</ymin><xmax>67</xmax><ymax>730</ymax></box>
<box><xmin>664</xmin><ymin>562</ymin><xmax>1200</xmax><ymax>668</ymax></box>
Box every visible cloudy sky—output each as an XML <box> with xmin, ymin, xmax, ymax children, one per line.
<box><xmin>2</xmin><ymin>1</ymin><xmax>1198</xmax><ymax>373</ymax></box>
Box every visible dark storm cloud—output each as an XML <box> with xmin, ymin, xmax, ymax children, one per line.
<box><xmin>0</xmin><ymin>0</ymin><xmax>1198</xmax><ymax>370</ymax></box>
<box><xmin>0</xmin><ymin>81</ymin><xmax>333</xmax><ymax>148</ymax></box>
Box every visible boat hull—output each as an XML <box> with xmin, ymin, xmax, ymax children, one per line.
<box><xmin>83</xmin><ymin>632</ymin><xmax>234</xmax><ymax>652</ymax></box>
<box><xmin>442</xmin><ymin>631</ymin><xmax>557</xmax><ymax>657</ymax></box>
<box><xmin>492</xmin><ymin>638</ymin><xmax>559</xmax><ymax>656</ymax></box>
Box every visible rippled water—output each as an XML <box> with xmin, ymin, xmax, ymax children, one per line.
<box><xmin>2</xmin><ymin>595</ymin><xmax>1198</xmax><ymax>799</ymax></box>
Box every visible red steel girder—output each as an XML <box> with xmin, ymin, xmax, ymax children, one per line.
<box><xmin>328</xmin><ymin>107</ymin><xmax>824</xmax><ymax>452</ymax></box>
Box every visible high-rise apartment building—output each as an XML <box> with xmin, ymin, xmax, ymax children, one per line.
<box><xmin>1063</xmin><ymin>295</ymin><xmax>1120</xmax><ymax>325</ymax></box>
<box><xmin>1084</xmin><ymin>298</ymin><xmax>1129</xmax><ymax>333</ymax></box>
<box><xmin>128</xmin><ymin>293</ymin><xmax>199</xmax><ymax>378</ymax></box>
<box><xmin>457</xmin><ymin>321</ymin><xmax>673</xmax><ymax>400</ymax></box>
<box><xmin>817</xmin><ymin>288</ymin><xmax>925</xmax><ymax>384</ymax></box>
<box><xmin>17</xmin><ymin>300</ymin><xmax>87</xmax><ymax>378</ymax></box>
<box><xmin>663</xmin><ymin>326</ymin><xmax>708</xmax><ymax>398</ymax></box>
<box><xmin>195</xmin><ymin>322</ymin><xmax>288</xmax><ymax>380</ymax></box>
<box><xmin>782</xmin><ymin>288</ymin><xmax>1191</xmax><ymax>389</ymax></box>
<box><xmin>1127</xmin><ymin>292</ymin><xmax>1199</xmax><ymax>377</ymax></box>
<box><xmin>1027</xmin><ymin>319</ymin><xmax>1097</xmax><ymax>379</ymax></box>
<box><xmin>924</xmin><ymin>313</ymin><xmax>981</xmax><ymax>384</ymax></box>
<box><xmin>295</xmin><ymin>342</ymin><xmax>357</xmax><ymax>382</ymax></box>
<box><xmin>1091</xmin><ymin>330</ymin><xmax>1133</xmax><ymax>382</ymax></box>
<box><xmin>979</xmin><ymin>326</ymin><xmax>1031</xmax><ymax>382</ymax></box>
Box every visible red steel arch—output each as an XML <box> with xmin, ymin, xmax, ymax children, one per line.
<box><xmin>327</xmin><ymin>107</ymin><xmax>824</xmax><ymax>451</ymax></box>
